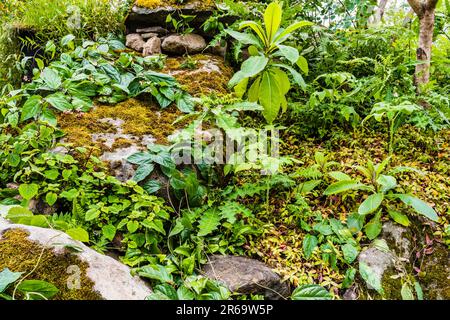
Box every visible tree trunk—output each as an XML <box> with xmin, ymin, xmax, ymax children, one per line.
<box><xmin>415</xmin><ymin>7</ymin><xmax>436</xmax><ymax>86</ymax></box>
<box><xmin>407</xmin><ymin>0</ymin><xmax>438</xmax><ymax>89</ymax></box>
<box><xmin>375</xmin><ymin>0</ymin><xmax>389</xmax><ymax>22</ymax></box>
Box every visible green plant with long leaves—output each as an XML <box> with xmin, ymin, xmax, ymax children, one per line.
<box><xmin>324</xmin><ymin>158</ymin><xmax>439</xmax><ymax>240</ymax></box>
<box><xmin>226</xmin><ymin>1</ymin><xmax>313</xmax><ymax>123</ymax></box>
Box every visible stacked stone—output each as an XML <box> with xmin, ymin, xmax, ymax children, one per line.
<box><xmin>126</xmin><ymin>27</ymin><xmax>207</xmax><ymax>56</ymax></box>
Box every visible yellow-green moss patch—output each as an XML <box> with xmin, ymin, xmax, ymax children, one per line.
<box><xmin>58</xmin><ymin>98</ymin><xmax>185</xmax><ymax>151</ymax></box>
<box><xmin>135</xmin><ymin>0</ymin><xmax>214</xmax><ymax>10</ymax></box>
<box><xmin>163</xmin><ymin>54</ymin><xmax>233</xmax><ymax>96</ymax></box>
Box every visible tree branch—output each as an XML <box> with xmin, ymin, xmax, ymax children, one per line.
<box><xmin>426</xmin><ymin>0</ymin><xmax>439</xmax><ymax>10</ymax></box>
<box><xmin>407</xmin><ymin>0</ymin><xmax>423</xmax><ymax>16</ymax></box>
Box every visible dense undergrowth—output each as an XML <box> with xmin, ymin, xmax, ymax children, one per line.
<box><xmin>0</xmin><ymin>0</ymin><xmax>449</xmax><ymax>300</ymax></box>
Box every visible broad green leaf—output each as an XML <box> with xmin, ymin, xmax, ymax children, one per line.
<box><xmin>0</xmin><ymin>268</ymin><xmax>23</xmax><ymax>293</ymax></box>
<box><xmin>127</xmin><ymin>152</ymin><xmax>152</xmax><ymax>165</ymax></box>
<box><xmin>302</xmin><ymin>234</ymin><xmax>318</xmax><ymax>259</ymax></box>
<box><xmin>19</xmin><ymin>183</ymin><xmax>39</xmax><ymax>200</ymax></box>
<box><xmin>20</xmin><ymin>95</ymin><xmax>42</xmax><ymax>122</ymax></box>
<box><xmin>414</xmin><ymin>281</ymin><xmax>423</xmax><ymax>300</ymax></box>
<box><xmin>298</xmin><ymin>180</ymin><xmax>322</xmax><ymax>194</ymax></box>
<box><xmin>6</xmin><ymin>206</ymin><xmax>33</xmax><ymax>223</ymax></box>
<box><xmin>45</xmin><ymin>93</ymin><xmax>72</xmax><ymax>112</ymax></box>
<box><xmin>274</xmin><ymin>63</ymin><xmax>306</xmax><ymax>91</ymax></box>
<box><xmin>277</xmin><ymin>45</ymin><xmax>299</xmax><ymax>65</ymax></box>
<box><xmin>273</xmin><ymin>21</ymin><xmax>314</xmax><ymax>44</ymax></box>
<box><xmin>84</xmin><ymin>208</ymin><xmax>100</xmax><ymax>221</ymax></box>
<box><xmin>41</xmin><ymin>68</ymin><xmax>61</xmax><ymax>90</ymax></box>
<box><xmin>228</xmin><ymin>56</ymin><xmax>269</xmax><ymax>88</ymax></box>
<box><xmin>401</xmin><ymin>283</ymin><xmax>414</xmax><ymax>300</ymax></box>
<box><xmin>272</xmin><ymin>68</ymin><xmax>290</xmax><ymax>94</ymax></box>
<box><xmin>377</xmin><ymin>175</ymin><xmax>397</xmax><ymax>193</ymax></box>
<box><xmin>259</xmin><ymin>70</ymin><xmax>281</xmax><ymax>124</ymax></box>
<box><xmin>394</xmin><ymin>194</ymin><xmax>438</xmax><ymax>222</ymax></box>
<box><xmin>17</xmin><ymin>280</ymin><xmax>58</xmax><ymax>300</ymax></box>
<box><xmin>45</xmin><ymin>193</ymin><xmax>58</xmax><ymax>206</ymax></box>
<box><xmin>342</xmin><ymin>268</ymin><xmax>356</xmax><ymax>289</ymax></box>
<box><xmin>133</xmin><ymin>164</ymin><xmax>155</xmax><ymax>183</ymax></box>
<box><xmin>388</xmin><ymin>210</ymin><xmax>410</xmax><ymax>227</ymax></box>
<box><xmin>342</xmin><ymin>243</ymin><xmax>359</xmax><ymax>264</ymax></box>
<box><xmin>66</xmin><ymin>227</ymin><xmax>89</xmax><ymax>242</ymax></box>
<box><xmin>264</xmin><ymin>2</ymin><xmax>282</xmax><ymax>42</ymax></box>
<box><xmin>234</xmin><ymin>78</ymin><xmax>249</xmax><ymax>98</ymax></box>
<box><xmin>324</xmin><ymin>180</ymin><xmax>371</xmax><ymax>195</ymax></box>
<box><xmin>291</xmin><ymin>284</ymin><xmax>332</xmax><ymax>300</ymax></box>
<box><xmin>358</xmin><ymin>193</ymin><xmax>384</xmax><ymax>216</ymax></box>
<box><xmin>296</xmin><ymin>56</ymin><xmax>309</xmax><ymax>75</ymax></box>
<box><xmin>127</xmin><ymin>220</ymin><xmax>140</xmax><ymax>233</ymax></box>
<box><xmin>102</xmin><ymin>225</ymin><xmax>116</xmax><ymax>241</ymax></box>
<box><xmin>248</xmin><ymin>76</ymin><xmax>261</xmax><ymax>102</ymax></box>
<box><xmin>225</xmin><ymin>29</ymin><xmax>262</xmax><ymax>47</ymax></box>
<box><xmin>328</xmin><ymin>171</ymin><xmax>352</xmax><ymax>181</ymax></box>
<box><xmin>347</xmin><ymin>213</ymin><xmax>365</xmax><ymax>233</ymax></box>
<box><xmin>364</xmin><ymin>212</ymin><xmax>382</xmax><ymax>240</ymax></box>
<box><xmin>238</xmin><ymin>21</ymin><xmax>267</xmax><ymax>46</ymax></box>
<box><xmin>141</xmin><ymin>219</ymin><xmax>166</xmax><ymax>235</ymax></box>
<box><xmin>137</xmin><ymin>265</ymin><xmax>174</xmax><ymax>284</ymax></box>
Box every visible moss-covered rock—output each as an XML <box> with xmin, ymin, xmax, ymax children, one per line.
<box><xmin>0</xmin><ymin>218</ymin><xmax>152</xmax><ymax>300</ymax></box>
<box><xmin>163</xmin><ymin>54</ymin><xmax>233</xmax><ymax>96</ymax></box>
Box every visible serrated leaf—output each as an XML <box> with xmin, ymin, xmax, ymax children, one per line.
<box><xmin>19</xmin><ymin>183</ymin><xmax>39</xmax><ymax>200</ymax></box>
<box><xmin>342</xmin><ymin>243</ymin><xmax>359</xmax><ymax>263</ymax></box>
<box><xmin>197</xmin><ymin>210</ymin><xmax>221</xmax><ymax>237</ymax></box>
<box><xmin>302</xmin><ymin>234</ymin><xmax>318</xmax><ymax>259</ymax></box>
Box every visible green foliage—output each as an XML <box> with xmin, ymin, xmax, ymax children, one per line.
<box><xmin>0</xmin><ymin>268</ymin><xmax>58</xmax><ymax>300</ymax></box>
<box><xmin>226</xmin><ymin>1</ymin><xmax>313</xmax><ymax>123</ymax></box>
<box><xmin>363</xmin><ymin>101</ymin><xmax>422</xmax><ymax>155</ymax></box>
<box><xmin>291</xmin><ymin>284</ymin><xmax>332</xmax><ymax>300</ymax></box>
<box><xmin>324</xmin><ymin>158</ymin><xmax>439</xmax><ymax>239</ymax></box>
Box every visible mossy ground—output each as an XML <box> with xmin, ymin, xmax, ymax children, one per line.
<box><xmin>164</xmin><ymin>54</ymin><xmax>233</xmax><ymax>96</ymax></box>
<box><xmin>135</xmin><ymin>0</ymin><xmax>214</xmax><ymax>10</ymax></box>
<box><xmin>244</xmin><ymin>125</ymin><xmax>450</xmax><ymax>296</ymax></box>
<box><xmin>0</xmin><ymin>229</ymin><xmax>102</xmax><ymax>300</ymax></box>
<box><xmin>57</xmin><ymin>98</ymin><xmax>185</xmax><ymax>154</ymax></box>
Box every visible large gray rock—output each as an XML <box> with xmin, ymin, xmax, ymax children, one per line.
<box><xmin>143</xmin><ymin>37</ymin><xmax>162</xmax><ymax>56</ymax></box>
<box><xmin>162</xmin><ymin>34</ymin><xmax>206</xmax><ymax>55</ymax></box>
<box><xmin>126</xmin><ymin>33</ymin><xmax>145</xmax><ymax>52</ymax></box>
<box><xmin>0</xmin><ymin>217</ymin><xmax>152</xmax><ymax>300</ymax></box>
<box><xmin>349</xmin><ymin>221</ymin><xmax>450</xmax><ymax>300</ymax></box>
<box><xmin>127</xmin><ymin>3</ymin><xmax>215</xmax><ymax>30</ymax></box>
<box><xmin>202</xmin><ymin>255</ymin><xmax>290</xmax><ymax>300</ymax></box>
<box><xmin>136</xmin><ymin>26</ymin><xmax>169</xmax><ymax>35</ymax></box>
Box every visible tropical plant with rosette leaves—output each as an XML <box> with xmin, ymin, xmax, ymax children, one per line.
<box><xmin>226</xmin><ymin>1</ymin><xmax>313</xmax><ymax>123</ymax></box>
<box><xmin>324</xmin><ymin>158</ymin><xmax>439</xmax><ymax>240</ymax></box>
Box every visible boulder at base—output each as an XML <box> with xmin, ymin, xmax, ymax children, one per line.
<box><xmin>0</xmin><ymin>217</ymin><xmax>151</xmax><ymax>300</ymax></box>
<box><xmin>202</xmin><ymin>255</ymin><xmax>290</xmax><ymax>300</ymax></box>
<box><xmin>349</xmin><ymin>221</ymin><xmax>450</xmax><ymax>300</ymax></box>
